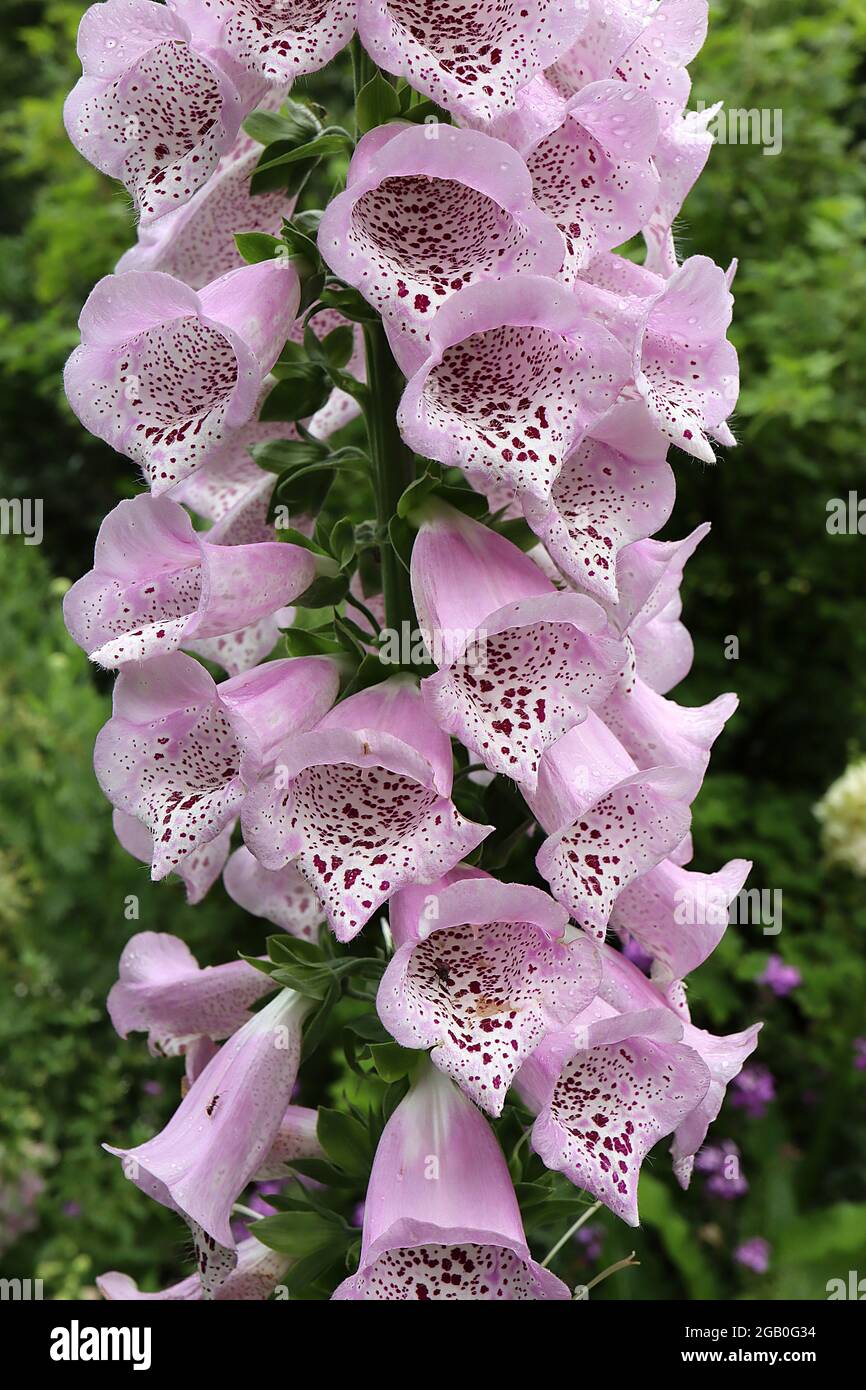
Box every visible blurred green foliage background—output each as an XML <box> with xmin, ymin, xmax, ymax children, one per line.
<box><xmin>1</xmin><ymin>0</ymin><xmax>865</xmax><ymax>1299</ymax></box>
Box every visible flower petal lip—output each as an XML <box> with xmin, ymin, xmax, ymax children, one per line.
<box><xmin>169</xmin><ymin>0</ymin><xmax>358</xmax><ymax>87</ymax></box>
<box><xmin>521</xmin><ymin>435</ymin><xmax>676</xmax><ymax>606</ymax></box>
<box><xmin>376</xmin><ymin>877</ymin><xmax>601</xmax><ymax>1115</ymax></box>
<box><xmin>595</xmin><ymin>944</ymin><xmax>762</xmax><ymax>1186</ymax></box>
<box><xmin>397</xmin><ymin>274</ymin><xmax>632</xmax><ymax>501</ymax></box>
<box><xmin>93</xmin><ymin>651</ymin><xmax>339</xmax><ymax>879</ymax></box>
<box><xmin>525</xmin><ymin>80</ymin><xmax>661</xmax><ymax>282</ymax></box>
<box><xmin>64</xmin><ymin>0</ymin><xmax>253</xmax><ymax>225</ymax></box>
<box><xmin>318</xmin><ymin>122</ymin><xmax>566</xmax><ymax>376</ymax></box>
<box><xmin>611</xmin><ymin>855</ymin><xmax>753</xmax><ymax>985</ymax></box>
<box><xmin>599</xmin><ymin>677</ymin><xmax>738</xmax><ymax>803</ymax></box>
<box><xmin>63</xmin><ymin>492</ymin><xmax>315</xmax><ymax>668</ymax></box>
<box><xmin>98</xmin><ymin>1233</ymin><xmax>289</xmax><ymax>1301</ymax></box>
<box><xmin>106</xmin><ymin>929</ymin><xmax>275</xmax><ymax>1054</ymax></box>
<box><xmin>64</xmin><ymin>262</ymin><xmax>299</xmax><ymax>494</ymax></box>
<box><xmin>116</xmin><ymin>128</ymin><xmax>292</xmax><ymax>289</ymax></box>
<box><xmin>222</xmin><ymin>845</ymin><xmax>324</xmax><ymax>939</ymax></box>
<box><xmin>240</xmin><ymin>723</ymin><xmax>493</xmax><ymax>942</ymax></box>
<box><xmin>526</xmin><ymin>1026</ymin><xmax>711</xmax><ymax>1225</ymax></box>
<box><xmin>112</xmin><ymin>805</ymin><xmax>233</xmax><ymax>903</ymax></box>
<box><xmin>643</xmin><ymin>103</ymin><xmax>720</xmax><ymax>277</ymax></box>
<box><xmin>409</xmin><ymin>502</ymin><xmax>624</xmax><ymax>787</ymax></box>
<box><xmin>577</xmin><ymin>252</ymin><xmax>739</xmax><ymax>464</ymax></box>
<box><xmin>535</xmin><ymin>763</ymin><xmax>695</xmax><ymax>939</ymax></box>
<box><xmin>357</xmin><ymin>0</ymin><xmax>589</xmax><ymax>123</ymax></box>
<box><xmin>420</xmin><ymin>590</ymin><xmax>625</xmax><ymax>790</ymax></box>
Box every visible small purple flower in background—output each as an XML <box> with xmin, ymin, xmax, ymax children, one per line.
<box><xmin>230</xmin><ymin>1182</ymin><xmax>282</xmax><ymax>1242</ymax></box>
<box><xmin>758</xmin><ymin>954</ymin><xmax>802</xmax><ymax>997</ymax></box>
<box><xmin>735</xmin><ymin>1237</ymin><xmax>771</xmax><ymax>1275</ymax></box>
<box><xmin>696</xmin><ymin>1139</ymin><xmax>748</xmax><ymax>1200</ymax></box>
<box><xmin>63</xmin><ymin>1201</ymin><xmax>82</xmax><ymax>1219</ymax></box>
<box><xmin>576</xmin><ymin>1224</ymin><xmax>605</xmax><ymax>1263</ymax></box>
<box><xmin>142</xmin><ymin>1080</ymin><xmax>163</xmax><ymax>1097</ymax></box>
<box><xmin>731</xmin><ymin>1064</ymin><xmax>776</xmax><ymax>1120</ymax></box>
<box><xmin>854</xmin><ymin>1038</ymin><xmax>866</xmax><ymax>1072</ymax></box>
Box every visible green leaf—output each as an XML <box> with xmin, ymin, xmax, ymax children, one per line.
<box><xmin>260</xmin><ymin>365</ymin><xmax>332</xmax><ymax>423</ymax></box>
<box><xmin>253</xmin><ymin>1210</ymin><xmax>344</xmax><ymax>1259</ymax></box>
<box><xmin>389</xmin><ymin>514</ymin><xmax>415</xmax><ymax>573</ymax></box>
<box><xmin>304</xmin><ymin>318</ymin><xmax>355</xmax><ymax>369</ymax></box>
<box><xmin>356</xmin><ymin>71</ymin><xmax>402</xmax><ymax>134</ymax></box>
<box><xmin>252</xmin><ymin>438</ymin><xmax>330</xmax><ymax>474</ymax></box>
<box><xmin>339</xmin><ymin>651</ymin><xmax>388</xmax><ymax>699</ymax></box>
<box><xmin>268</xmin><ymin>526</ymin><xmax>330</xmax><ymax>558</ymax></box>
<box><xmin>250</xmin><ymin>151</ymin><xmax>321</xmax><ymax>198</ymax></box>
<box><xmin>322</xmin><ymin>324</ymin><xmax>356</xmax><ymax>369</ymax></box>
<box><xmin>255</xmin><ymin>130</ymin><xmax>353</xmax><ymax>175</ymax></box>
<box><xmin>283</xmin><ymin>627</ymin><xmax>343</xmax><ymax>659</ymax></box>
<box><xmin>329</xmin><ymin>517</ymin><xmax>356</xmax><ymax>568</ymax></box>
<box><xmin>285</xmin><ymin>1158</ymin><xmax>358</xmax><ymax>1189</ymax></box>
<box><xmin>270</xmin><ymin>463</ymin><xmax>336</xmax><ymax>520</ymax></box>
<box><xmin>283</xmin><ymin>1240</ymin><xmax>350</xmax><ymax>1297</ymax></box>
<box><xmin>234</xmin><ymin>232</ymin><xmax>284</xmax><ymax>265</ymax></box>
<box><xmin>369</xmin><ymin>1041</ymin><xmax>424</xmax><ymax>1083</ymax></box>
<box><xmin>319</xmin><ymin>283</ymin><xmax>380</xmax><ymax>324</ymax></box>
<box><xmin>243</xmin><ymin>99</ymin><xmax>321</xmax><ymax>150</ymax></box>
<box><xmin>301</xmin><ymin>982</ymin><xmax>340</xmax><ymax>1060</ymax></box>
<box><xmin>270</xmin><ymin>964</ymin><xmax>333</xmax><ymax>999</ymax></box>
<box><xmin>396</xmin><ymin>472</ymin><xmax>438</xmax><ymax>518</ymax></box>
<box><xmin>400</xmin><ymin>102</ymin><xmax>452</xmax><ymax>127</ymax></box>
<box><xmin>293</xmin><ymin>572</ymin><xmax>350</xmax><ymax>610</ymax></box>
<box><xmin>317</xmin><ymin>1107</ymin><xmax>373</xmax><ymax>1177</ymax></box>
<box><xmin>294</xmin><ymin>209</ymin><xmax>325</xmax><ymax>238</ymax></box>
<box><xmin>269</xmin><ymin>935</ymin><xmax>326</xmax><ymax>967</ymax></box>
<box><xmin>325</xmin><ymin>365</ymin><xmax>369</xmax><ymax>406</ymax></box>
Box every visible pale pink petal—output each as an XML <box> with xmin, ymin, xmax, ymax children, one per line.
<box><xmin>357</xmin><ymin>0</ymin><xmax>588</xmax><ymax>123</ymax></box>
<box><xmin>113</xmin><ymin>806</ymin><xmax>234</xmax><ymax>903</ymax></box>
<box><xmin>105</xmin><ymin>989</ymin><xmax>310</xmax><ymax>1294</ymax></box>
<box><xmin>522</xmin><ymin>436</ymin><xmax>675</xmax><ymax>604</ymax></box>
<box><xmin>599</xmin><ymin>676</ymin><xmax>737</xmax><ymax>800</ymax></box>
<box><xmin>95</xmin><ymin>652</ymin><xmax>338</xmax><ymax>878</ymax></box>
<box><xmin>378</xmin><ymin>877</ymin><xmax>600</xmax><ymax>1114</ymax></box>
<box><xmin>333</xmin><ymin>1063</ymin><xmax>570</xmax><ymax>1299</ymax></box>
<box><xmin>223</xmin><ymin>845</ymin><xmax>324</xmax><ymax>938</ymax></box>
<box><xmin>65</xmin><ymin>0</ymin><xmax>253</xmax><ymax>225</ymax></box>
<box><xmin>172</xmin><ymin>0</ymin><xmax>358</xmax><ymax>85</ymax></box>
<box><xmin>527</xmin><ymin>1027</ymin><xmax>709</xmax><ymax>1223</ymax></box>
<box><xmin>242</xmin><ymin>681</ymin><xmax>492</xmax><ymax>941</ymax></box>
<box><xmin>611</xmin><ymin>856</ymin><xmax>752</xmax><ymax>983</ymax></box>
<box><xmin>65</xmin><ymin>263</ymin><xmax>298</xmax><ymax>494</ymax></box>
<box><xmin>398</xmin><ymin>275</ymin><xmax>631</xmax><ymax>501</ymax></box>
<box><xmin>526</xmin><ymin>81</ymin><xmax>660</xmax><ymax>280</ymax></box>
<box><xmin>63</xmin><ymin>492</ymin><xmax>313</xmax><ymax>666</ymax></box>
<box><xmin>319</xmin><ymin>123</ymin><xmax>565</xmax><ymax>374</ymax></box>
<box><xmin>107</xmin><ymin>929</ymin><xmax>274</xmax><ymax>1054</ymax></box>
<box><xmin>643</xmin><ymin>104</ymin><xmax>719</xmax><ymax>276</ymax></box>
<box><xmin>117</xmin><ymin>129</ymin><xmax>292</xmax><ymax>289</ymax></box>
<box><xmin>98</xmin><ymin>1233</ymin><xmax>289</xmax><ymax>1300</ymax></box>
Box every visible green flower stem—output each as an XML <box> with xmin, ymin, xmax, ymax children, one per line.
<box><xmin>540</xmin><ymin>1200</ymin><xmax>603</xmax><ymax>1269</ymax></box>
<box><xmin>362</xmin><ymin>317</ymin><xmax>417</xmax><ymax>635</ymax></box>
<box><xmin>351</xmin><ymin>37</ymin><xmax>376</xmax><ymax>131</ymax></box>
<box><xmin>350</xmin><ymin>39</ymin><xmax>417</xmax><ymax>635</ymax></box>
